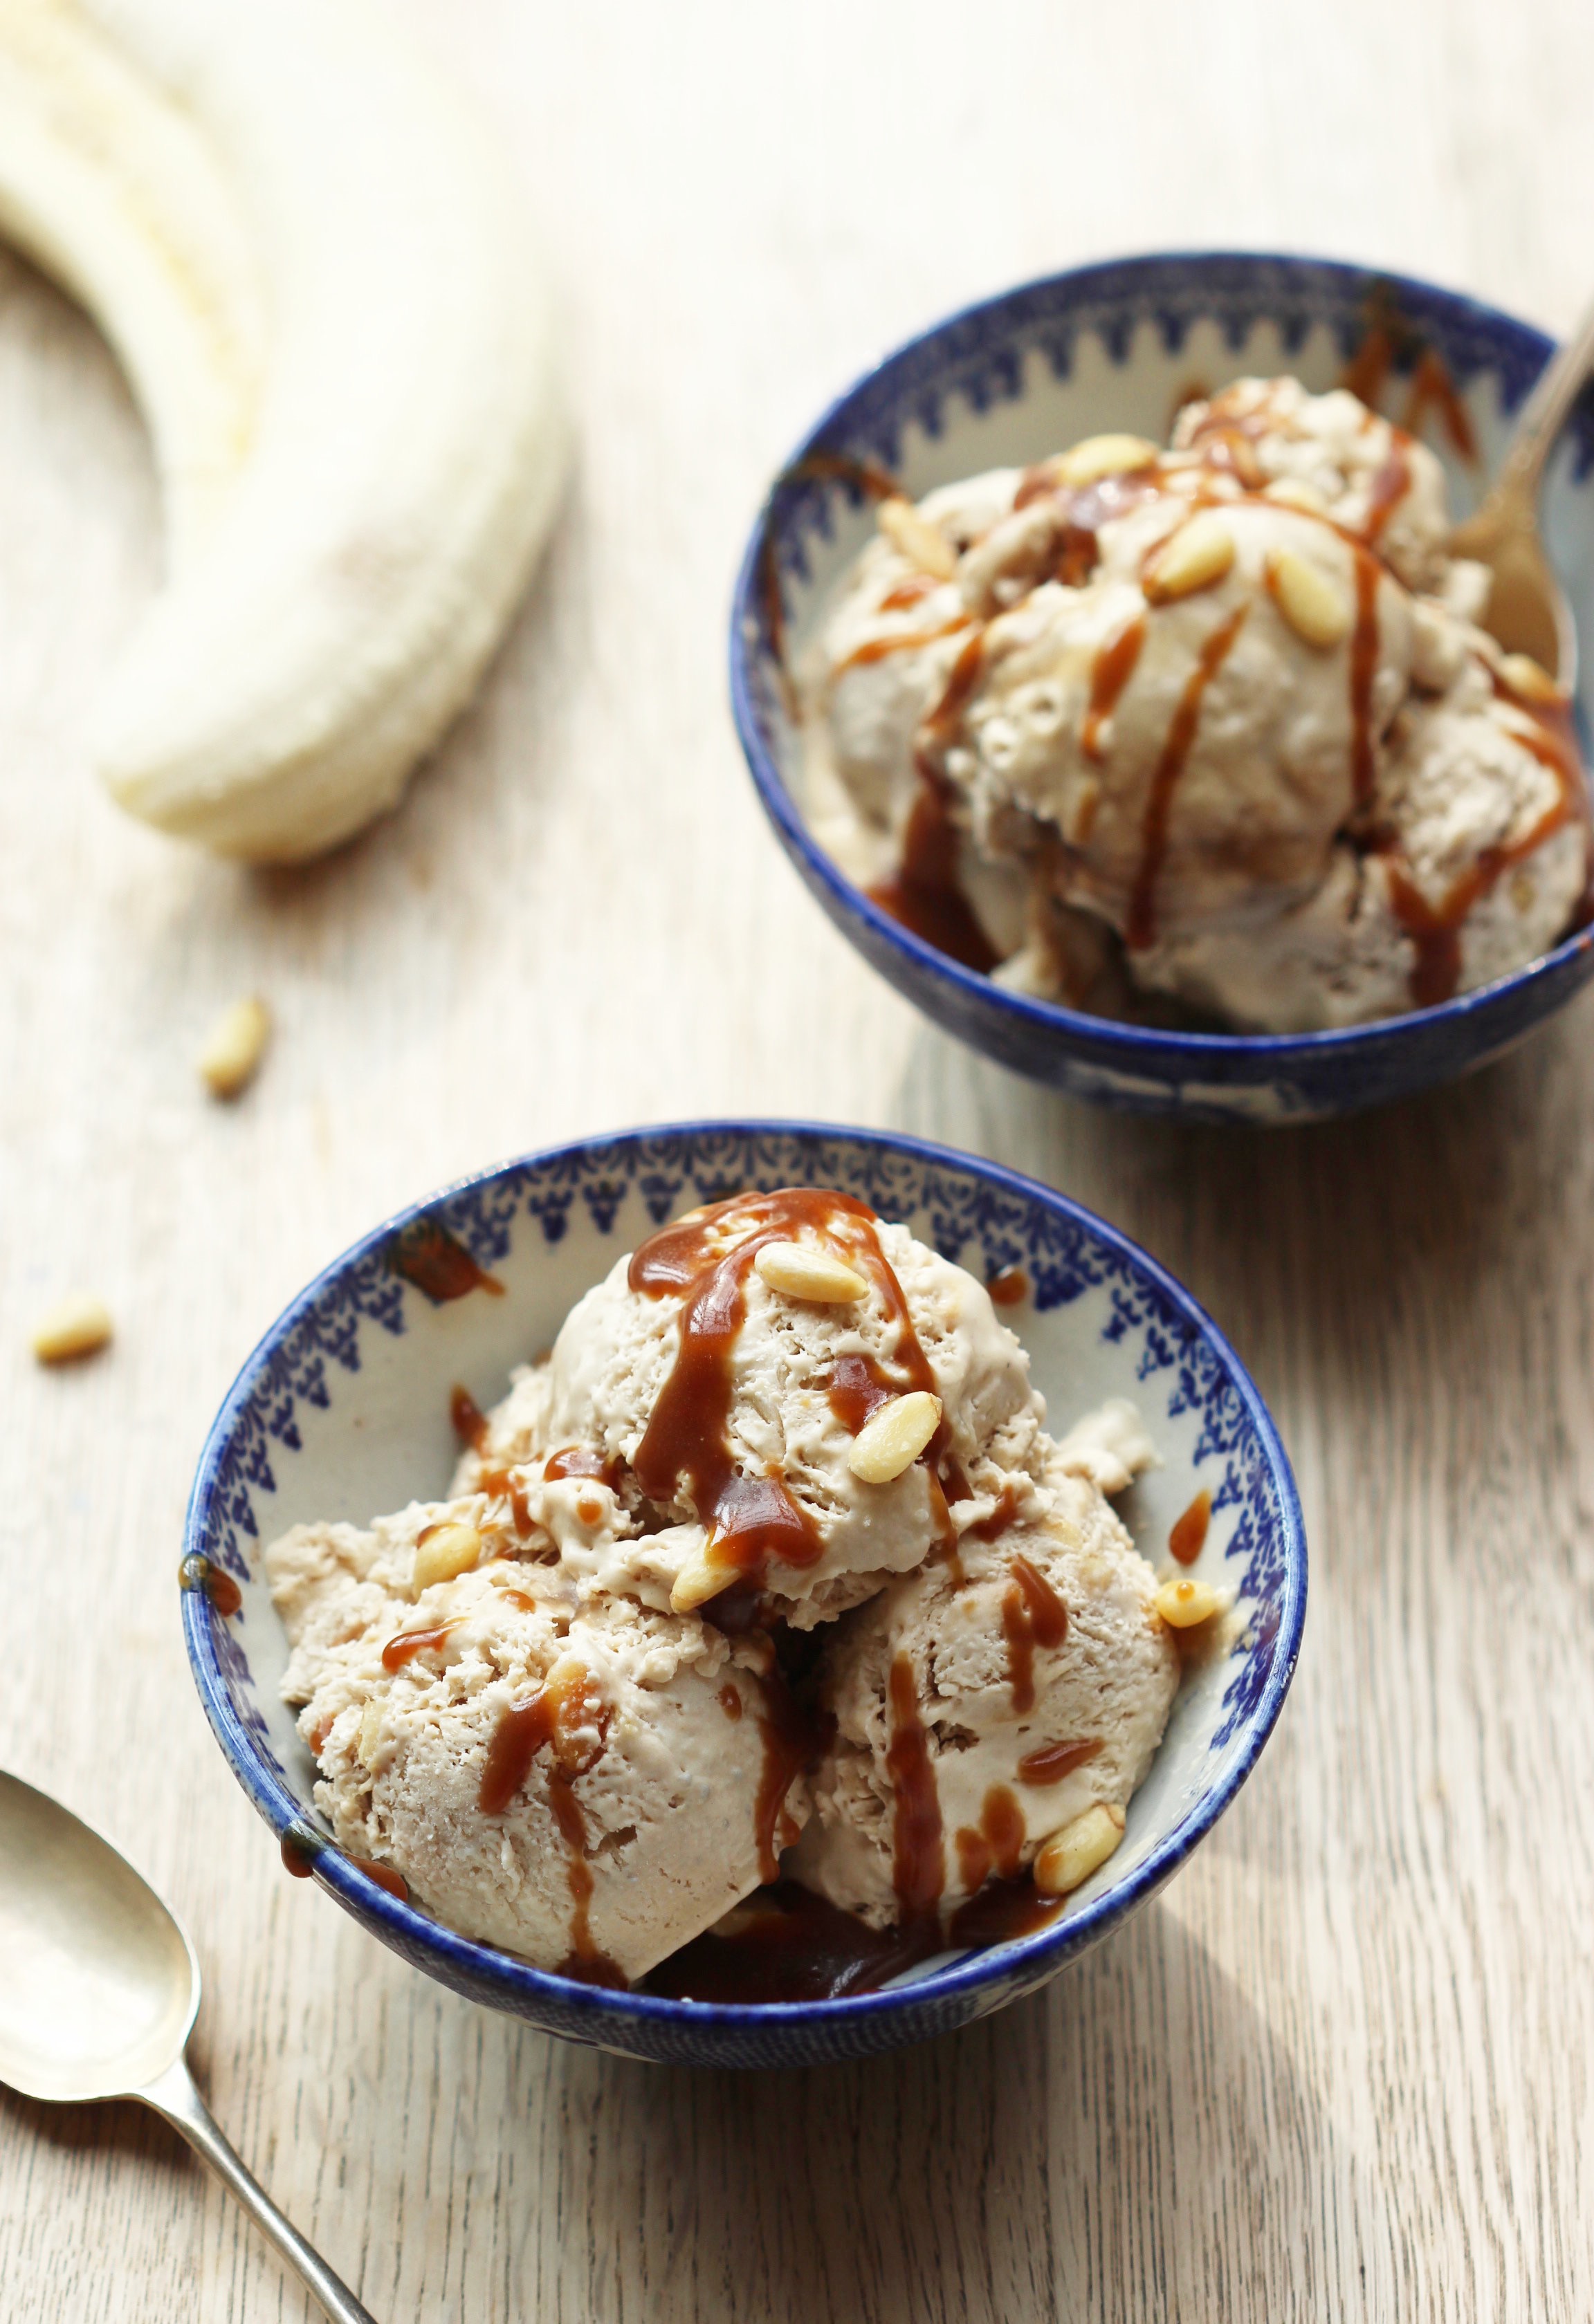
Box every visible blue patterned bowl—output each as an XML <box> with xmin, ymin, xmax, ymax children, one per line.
<box><xmin>730</xmin><ymin>252</ymin><xmax>1594</xmax><ymax>1123</ymax></box>
<box><xmin>182</xmin><ymin>1123</ymin><xmax>1304</xmax><ymax>2067</ymax></box>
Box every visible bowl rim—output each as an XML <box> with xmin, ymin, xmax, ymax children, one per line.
<box><xmin>729</xmin><ymin>246</ymin><xmax>1591</xmax><ymax>1067</ymax></box>
<box><xmin>182</xmin><ymin>1116</ymin><xmax>1307</xmax><ymax>2035</ymax></box>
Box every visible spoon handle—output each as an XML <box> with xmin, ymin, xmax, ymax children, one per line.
<box><xmin>139</xmin><ymin>2054</ymin><xmax>379</xmax><ymax>2324</ymax></box>
<box><xmin>1496</xmin><ymin>294</ymin><xmax>1594</xmax><ymax>501</ymax></box>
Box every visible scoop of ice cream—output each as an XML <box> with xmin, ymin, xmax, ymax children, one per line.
<box><xmin>789</xmin><ymin>1470</ymin><xmax>1178</xmax><ymax>1931</ymax></box>
<box><xmin>955</xmin><ymin>487</ymin><xmax>1413</xmax><ymax>945</ymax></box>
<box><xmin>267</xmin><ymin>1542</ymin><xmax>809</xmax><ymax>1982</ymax></box>
<box><xmin>452</xmin><ymin>1189</ymin><xmax>1050</xmax><ymax>1627</ymax></box>
<box><xmin>1171</xmin><ymin>376</ymin><xmax>1452</xmax><ymax>593</ymax></box>
<box><xmin>799</xmin><ymin>377</ymin><xmax>1591</xmax><ymax>1033</ymax></box>
<box><xmin>1130</xmin><ymin>631</ymin><xmax>1589</xmax><ymax>1028</ymax></box>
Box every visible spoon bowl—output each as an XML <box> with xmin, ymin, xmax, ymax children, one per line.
<box><xmin>0</xmin><ymin>1770</ymin><xmax>376</xmax><ymax>2323</ymax></box>
<box><xmin>0</xmin><ymin>1771</ymin><xmax>199</xmax><ymax>2106</ymax></box>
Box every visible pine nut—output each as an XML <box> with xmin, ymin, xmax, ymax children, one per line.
<box><xmin>1143</xmin><ymin>512</ymin><xmax>1236</xmax><ymax>604</ymax></box>
<box><xmin>412</xmin><ymin>1522</ymin><xmax>482</xmax><ymax>1594</ymax></box>
<box><xmin>1499</xmin><ymin>650</ymin><xmax>1564</xmax><ymax>706</ymax></box>
<box><xmin>877</xmin><ymin>497</ymin><xmax>957</xmax><ymax>580</ymax></box>
<box><xmin>754</xmin><ymin>1242</ymin><xmax>868</xmax><ymax>1303</ymax></box>
<box><xmin>672</xmin><ymin>1538</ymin><xmax>733</xmax><ymax>1613</ymax></box>
<box><xmin>1155</xmin><ymin>1574</ymin><xmax>1226</xmax><ymax>1628</ymax></box>
<box><xmin>1263</xmin><ymin>477</ymin><xmax>1328</xmax><ymax>513</ymax></box>
<box><xmin>1034</xmin><ymin>1802</ymin><xmax>1125</xmax><ymax>1896</ymax></box>
<box><xmin>31</xmin><ymin>1293</ymin><xmax>113</xmax><ymax>1365</ymax></box>
<box><xmin>849</xmin><ymin>1390</ymin><xmax>942</xmax><ymax>1483</ymax></box>
<box><xmin>1053</xmin><ymin>434</ymin><xmax>1159</xmax><ymax>488</ymax></box>
<box><xmin>1267</xmin><ymin>548</ymin><xmax>1351</xmax><ymax>648</ymax></box>
<box><xmin>199</xmin><ymin>996</ymin><xmax>271</xmax><ymax>1099</ymax></box>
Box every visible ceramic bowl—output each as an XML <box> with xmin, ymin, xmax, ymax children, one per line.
<box><xmin>730</xmin><ymin>251</ymin><xmax>1594</xmax><ymax>1123</ymax></box>
<box><xmin>182</xmin><ymin>1121</ymin><xmax>1305</xmax><ymax>2068</ymax></box>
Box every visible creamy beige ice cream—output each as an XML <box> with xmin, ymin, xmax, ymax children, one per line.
<box><xmin>268</xmin><ymin>1188</ymin><xmax>1182</xmax><ymax>1990</ymax></box>
<box><xmin>789</xmin><ymin>1469</ymin><xmax>1177</xmax><ymax>1932</ymax></box>
<box><xmin>266</xmin><ymin>1536</ymin><xmax>800</xmax><ymax>1983</ymax></box>
<box><xmin>452</xmin><ymin>1186</ymin><xmax>1049</xmax><ymax>1629</ymax></box>
<box><xmin>800</xmin><ymin>377</ymin><xmax>1590</xmax><ymax>1033</ymax></box>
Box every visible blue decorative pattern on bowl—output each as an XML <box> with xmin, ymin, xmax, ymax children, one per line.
<box><xmin>729</xmin><ymin>252</ymin><xmax>1594</xmax><ymax>1123</ymax></box>
<box><xmin>183</xmin><ymin>1122</ymin><xmax>1306</xmax><ymax>2068</ymax></box>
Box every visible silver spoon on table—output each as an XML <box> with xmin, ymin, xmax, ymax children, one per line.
<box><xmin>0</xmin><ymin>1770</ymin><xmax>377</xmax><ymax>2324</ymax></box>
<box><xmin>1449</xmin><ymin>295</ymin><xmax>1594</xmax><ymax>686</ymax></box>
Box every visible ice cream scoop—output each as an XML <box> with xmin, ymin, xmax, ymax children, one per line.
<box><xmin>455</xmin><ymin>1186</ymin><xmax>1050</xmax><ymax>1627</ymax></box>
<box><xmin>268</xmin><ymin>1540</ymin><xmax>812</xmax><ymax>1982</ymax></box>
<box><xmin>790</xmin><ymin>1464</ymin><xmax>1176</xmax><ymax>1933</ymax></box>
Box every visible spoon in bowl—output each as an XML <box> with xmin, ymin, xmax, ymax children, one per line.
<box><xmin>0</xmin><ymin>1769</ymin><xmax>377</xmax><ymax>2324</ymax></box>
<box><xmin>1448</xmin><ymin>295</ymin><xmax>1594</xmax><ymax>686</ymax></box>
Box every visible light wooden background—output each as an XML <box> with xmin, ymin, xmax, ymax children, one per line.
<box><xmin>3</xmin><ymin>0</ymin><xmax>1594</xmax><ymax>2316</ymax></box>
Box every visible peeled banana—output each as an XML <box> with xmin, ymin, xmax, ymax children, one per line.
<box><xmin>0</xmin><ymin>0</ymin><xmax>567</xmax><ymax>860</ymax></box>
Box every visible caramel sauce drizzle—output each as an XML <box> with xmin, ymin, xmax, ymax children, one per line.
<box><xmin>1126</xmin><ymin>602</ymin><xmax>1250</xmax><ymax>950</ymax></box>
<box><xmin>381</xmin><ymin>1621</ymin><xmax>457</xmax><ymax>1674</ymax></box>
<box><xmin>836</xmin><ymin>614</ymin><xmax>974</xmax><ymax>674</ymax></box>
<box><xmin>477</xmin><ymin>1666</ymin><xmax>625</xmax><ymax>1984</ymax></box>
<box><xmin>1169</xmin><ymin>1488</ymin><xmax>1212</xmax><ymax>1567</ymax></box>
<box><xmin>752</xmin><ymin>1666</ymin><xmax>819</xmax><ymax>1885</ymax></box>
<box><xmin>179</xmin><ymin>1552</ymin><xmax>242</xmax><ymax>1617</ymax></box>
<box><xmin>966</xmin><ymin>1484</ymin><xmax>1022</xmax><ymax>1543</ymax></box>
<box><xmin>879</xmin><ymin>574</ymin><xmax>941</xmax><ymax>611</ymax></box>
<box><xmin>450</xmin><ymin>1384</ymin><xmax>490</xmax><ymax>1452</ymax></box>
<box><xmin>544</xmin><ymin>1446</ymin><xmax>623</xmax><ymax>1488</ymax></box>
<box><xmin>886</xmin><ymin>1650</ymin><xmax>945</xmax><ymax>1927</ymax></box>
<box><xmin>1081</xmin><ymin>615</ymin><xmax>1146</xmax><ymax>763</ymax></box>
<box><xmin>953</xmin><ymin>1782</ymin><xmax>1026</xmax><ymax>1898</ymax></box>
<box><xmin>868</xmin><ymin>773</ymin><xmax>1000</xmax><ymax>972</ymax></box>
<box><xmin>628</xmin><ymin>1188</ymin><xmax>958</xmax><ymax>1594</ymax></box>
<box><xmin>387</xmin><ymin>1217</ymin><xmax>504</xmax><ymax>1304</ymax></box>
<box><xmin>867</xmin><ymin>626</ymin><xmax>999</xmax><ymax>972</ymax></box>
<box><xmin>1017</xmin><ymin>1735</ymin><xmax>1103</xmax><ymax>1786</ymax></box>
<box><xmin>347</xmin><ymin>1854</ymin><xmax>409</xmax><ymax>1903</ymax></box>
<box><xmin>1362</xmin><ymin>437</ymin><xmax>1413</xmax><ymax>545</ymax></box>
<box><xmin>986</xmin><ymin>1266</ymin><xmax>1028</xmax><ymax>1307</ymax></box>
<box><xmin>1001</xmin><ymin>1553</ymin><xmax>1069</xmax><ymax>1714</ymax></box>
<box><xmin>760</xmin><ymin>448</ymin><xmax>902</xmax><ymax>707</ymax></box>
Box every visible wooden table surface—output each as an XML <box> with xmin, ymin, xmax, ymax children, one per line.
<box><xmin>4</xmin><ymin>1</ymin><xmax>1594</xmax><ymax>2314</ymax></box>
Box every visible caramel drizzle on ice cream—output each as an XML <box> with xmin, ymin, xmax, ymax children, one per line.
<box><xmin>450</xmin><ymin>1384</ymin><xmax>490</xmax><ymax>1451</ymax></box>
<box><xmin>1348</xmin><ymin>550</ymin><xmax>1384</xmax><ymax>806</ymax></box>
<box><xmin>543</xmin><ymin>1445</ymin><xmax>623</xmax><ymax>1488</ymax></box>
<box><xmin>868</xmin><ymin>631</ymin><xmax>1000</xmax><ymax>972</ymax></box>
<box><xmin>1017</xmin><ymin>1735</ymin><xmax>1103</xmax><ymax>1786</ymax></box>
<box><xmin>1382</xmin><ymin>685</ymin><xmax>1588</xmax><ymax>1007</ymax></box>
<box><xmin>627</xmin><ymin>1187</ymin><xmax>958</xmax><ymax>1596</ymax></box>
<box><xmin>1001</xmin><ymin>1553</ymin><xmax>1069</xmax><ymax>1713</ymax></box>
<box><xmin>381</xmin><ymin>1621</ymin><xmax>457</xmax><ymax>1672</ymax></box>
<box><xmin>1082</xmin><ymin>615</ymin><xmax>1146</xmax><ymax>763</ymax></box>
<box><xmin>1126</xmin><ymin>601</ymin><xmax>1250</xmax><ymax>950</ymax></box>
<box><xmin>953</xmin><ymin>1783</ymin><xmax>1026</xmax><ymax>1898</ymax></box>
<box><xmin>478</xmin><ymin>1661</ymin><xmax>625</xmax><ymax>1986</ymax></box>
<box><xmin>886</xmin><ymin>1650</ymin><xmax>945</xmax><ymax>1926</ymax></box>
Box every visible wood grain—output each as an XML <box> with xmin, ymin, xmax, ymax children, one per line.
<box><xmin>3</xmin><ymin>0</ymin><xmax>1594</xmax><ymax>2314</ymax></box>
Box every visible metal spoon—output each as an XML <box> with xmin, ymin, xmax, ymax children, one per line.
<box><xmin>1448</xmin><ymin>295</ymin><xmax>1594</xmax><ymax>685</ymax></box>
<box><xmin>0</xmin><ymin>1770</ymin><xmax>377</xmax><ymax>2324</ymax></box>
